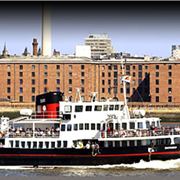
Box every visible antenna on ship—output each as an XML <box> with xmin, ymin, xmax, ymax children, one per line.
<box><xmin>75</xmin><ymin>88</ymin><xmax>82</xmax><ymax>102</ymax></box>
<box><xmin>91</xmin><ymin>92</ymin><xmax>97</xmax><ymax>102</ymax></box>
<box><xmin>121</xmin><ymin>59</ymin><xmax>131</xmax><ymax>119</ymax></box>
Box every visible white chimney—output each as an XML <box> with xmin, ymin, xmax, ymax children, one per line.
<box><xmin>42</xmin><ymin>4</ymin><xmax>51</xmax><ymax>57</ymax></box>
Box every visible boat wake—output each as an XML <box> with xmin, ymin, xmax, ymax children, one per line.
<box><xmin>97</xmin><ymin>159</ymin><xmax>180</xmax><ymax>170</ymax></box>
<box><xmin>0</xmin><ymin>159</ymin><xmax>179</xmax><ymax>170</ymax></box>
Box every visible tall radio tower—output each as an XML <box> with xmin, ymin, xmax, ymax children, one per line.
<box><xmin>42</xmin><ymin>3</ymin><xmax>52</xmax><ymax>57</ymax></box>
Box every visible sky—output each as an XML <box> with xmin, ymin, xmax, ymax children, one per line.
<box><xmin>0</xmin><ymin>2</ymin><xmax>180</xmax><ymax>58</ymax></box>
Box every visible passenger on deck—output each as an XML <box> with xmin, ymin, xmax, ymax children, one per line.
<box><xmin>85</xmin><ymin>141</ymin><xmax>90</xmax><ymax>149</ymax></box>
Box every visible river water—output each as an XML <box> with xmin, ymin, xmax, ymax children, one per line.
<box><xmin>0</xmin><ymin>159</ymin><xmax>179</xmax><ymax>178</ymax></box>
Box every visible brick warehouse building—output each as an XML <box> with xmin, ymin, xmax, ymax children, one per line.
<box><xmin>1</xmin><ymin>57</ymin><xmax>180</xmax><ymax>107</ymax></box>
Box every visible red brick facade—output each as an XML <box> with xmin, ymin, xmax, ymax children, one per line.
<box><xmin>0</xmin><ymin>59</ymin><xmax>180</xmax><ymax>105</ymax></box>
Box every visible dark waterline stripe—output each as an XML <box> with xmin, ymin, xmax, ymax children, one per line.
<box><xmin>0</xmin><ymin>151</ymin><xmax>179</xmax><ymax>158</ymax></box>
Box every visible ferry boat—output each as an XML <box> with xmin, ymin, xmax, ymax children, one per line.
<box><xmin>0</xmin><ymin>75</ymin><xmax>180</xmax><ymax>166</ymax></box>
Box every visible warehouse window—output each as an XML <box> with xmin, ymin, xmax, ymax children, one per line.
<box><xmin>81</xmin><ymin>65</ymin><xmax>84</xmax><ymax>70</ymax></box>
<box><xmin>44</xmin><ymin>79</ymin><xmax>48</xmax><ymax>85</ymax></box>
<box><xmin>155</xmin><ymin>65</ymin><xmax>159</xmax><ymax>70</ymax></box>
<box><xmin>19</xmin><ymin>72</ymin><xmax>23</xmax><ymax>77</ymax></box>
<box><xmin>32</xmin><ymin>72</ymin><xmax>35</xmax><ymax>77</ymax></box>
<box><xmin>156</xmin><ymin>88</ymin><xmax>159</xmax><ymax>93</ymax></box>
<box><xmin>7</xmin><ymin>87</ymin><xmax>11</xmax><ymax>93</ymax></box>
<box><xmin>156</xmin><ymin>72</ymin><xmax>159</xmax><ymax>77</ymax></box>
<box><xmin>168</xmin><ymin>65</ymin><xmax>172</xmax><ymax>70</ymax></box>
<box><xmin>56</xmin><ymin>79</ymin><xmax>60</xmax><ymax>84</ymax></box>
<box><xmin>156</xmin><ymin>79</ymin><xmax>159</xmax><ymax>85</ymax></box>
<box><xmin>168</xmin><ymin>96</ymin><xmax>172</xmax><ymax>102</ymax></box>
<box><xmin>32</xmin><ymin>65</ymin><xmax>35</xmax><ymax>70</ymax></box>
<box><xmin>19</xmin><ymin>96</ymin><xmax>23</xmax><ymax>102</ymax></box>
<box><xmin>168</xmin><ymin>79</ymin><xmax>172</xmax><ymax>85</ymax></box>
<box><xmin>7</xmin><ymin>79</ymin><xmax>11</xmax><ymax>85</ymax></box>
<box><xmin>44</xmin><ymin>65</ymin><xmax>48</xmax><ymax>70</ymax></box>
<box><xmin>56</xmin><ymin>65</ymin><xmax>60</xmax><ymax>70</ymax></box>
<box><xmin>168</xmin><ymin>72</ymin><xmax>172</xmax><ymax>77</ymax></box>
<box><xmin>156</xmin><ymin>96</ymin><xmax>159</xmax><ymax>102</ymax></box>
<box><xmin>32</xmin><ymin>79</ymin><xmax>35</xmax><ymax>85</ymax></box>
<box><xmin>19</xmin><ymin>65</ymin><xmax>23</xmax><ymax>70</ymax></box>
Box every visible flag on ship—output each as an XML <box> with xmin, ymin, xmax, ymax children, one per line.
<box><xmin>121</xmin><ymin>75</ymin><xmax>131</xmax><ymax>83</ymax></box>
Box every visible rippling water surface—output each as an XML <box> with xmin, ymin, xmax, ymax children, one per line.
<box><xmin>0</xmin><ymin>159</ymin><xmax>179</xmax><ymax>178</ymax></box>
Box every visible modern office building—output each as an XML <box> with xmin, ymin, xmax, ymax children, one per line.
<box><xmin>171</xmin><ymin>45</ymin><xmax>180</xmax><ymax>60</ymax></box>
<box><xmin>85</xmin><ymin>34</ymin><xmax>114</xmax><ymax>59</ymax></box>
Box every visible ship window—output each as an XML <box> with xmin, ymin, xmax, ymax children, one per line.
<box><xmin>146</xmin><ymin>140</ymin><xmax>151</xmax><ymax>146</ymax></box>
<box><xmin>115</xmin><ymin>105</ymin><xmax>119</xmax><ymax>110</ymax></box>
<box><xmin>109</xmin><ymin>105</ymin><xmax>114</xmax><ymax>111</ymax></box>
<box><xmin>104</xmin><ymin>141</ymin><xmax>108</xmax><ymax>148</ymax></box>
<box><xmin>33</xmin><ymin>141</ymin><xmax>37</xmax><ymax>148</ymax></box>
<box><xmin>120</xmin><ymin>105</ymin><xmax>124</xmax><ymax>111</ymax></box>
<box><xmin>57</xmin><ymin>141</ymin><xmax>61</xmax><ymax>148</ymax></box>
<box><xmin>75</xmin><ymin>105</ymin><xmax>83</xmax><ymax>112</ymax></box>
<box><xmin>37</xmin><ymin>105</ymin><xmax>41</xmax><ymax>113</ymax></box>
<box><xmin>115</xmin><ymin>123</ymin><xmax>120</xmax><ymax>130</ymax></box>
<box><xmin>151</xmin><ymin>121</ymin><xmax>155</xmax><ymax>126</ymax></box>
<box><xmin>45</xmin><ymin>142</ymin><xmax>49</xmax><ymax>148</ymax></box>
<box><xmin>85</xmin><ymin>106</ymin><xmax>92</xmax><ymax>111</ymax></box>
<box><xmin>138</xmin><ymin>122</ymin><xmax>143</xmax><ymax>129</ymax></box>
<box><xmin>146</xmin><ymin>121</ymin><xmax>150</xmax><ymax>129</ymax></box>
<box><xmin>103</xmin><ymin>105</ymin><xmax>108</xmax><ymax>111</ymax></box>
<box><xmin>63</xmin><ymin>114</ymin><xmax>71</xmax><ymax>120</ymax></box>
<box><xmin>9</xmin><ymin>141</ymin><xmax>13</xmax><ymax>148</ymax></box>
<box><xmin>122</xmin><ymin>123</ymin><xmax>127</xmax><ymax>130</ymax></box>
<box><xmin>129</xmin><ymin>141</ymin><xmax>135</xmax><ymax>147</ymax></box>
<box><xmin>156</xmin><ymin>139</ymin><xmax>164</xmax><ymax>145</ymax></box>
<box><xmin>61</xmin><ymin>124</ymin><xmax>66</xmax><ymax>131</ymax></box>
<box><xmin>21</xmin><ymin>141</ymin><xmax>25</xmax><ymax>148</ymax></box>
<box><xmin>91</xmin><ymin>123</ymin><xmax>95</xmax><ymax>130</ymax></box>
<box><xmin>100</xmin><ymin>141</ymin><xmax>105</xmax><ymax>147</ymax></box>
<box><xmin>130</xmin><ymin>122</ymin><xmax>135</xmax><ymax>129</ymax></box>
<box><xmin>115</xmin><ymin>141</ymin><xmax>120</xmax><ymax>147</ymax></box>
<box><xmin>51</xmin><ymin>142</ymin><xmax>55</xmax><ymax>148</ymax></box>
<box><xmin>108</xmin><ymin>141</ymin><xmax>113</xmax><ymax>147</ymax></box>
<box><xmin>157</xmin><ymin>121</ymin><xmax>160</xmax><ymax>128</ymax></box>
<box><xmin>156</xmin><ymin>138</ymin><xmax>171</xmax><ymax>145</ymax></box>
<box><xmin>74</xmin><ymin>124</ymin><xmax>78</xmax><ymax>131</ymax></box>
<box><xmin>122</xmin><ymin>141</ymin><xmax>127</xmax><ymax>147</ymax></box>
<box><xmin>97</xmin><ymin>123</ymin><xmax>101</xmax><ymax>130</ymax></box>
<box><xmin>94</xmin><ymin>105</ymin><xmax>102</xmax><ymax>111</ymax></box>
<box><xmin>165</xmin><ymin>138</ymin><xmax>171</xmax><ymax>145</ymax></box>
<box><xmin>102</xmin><ymin>123</ymin><xmax>106</xmax><ymax>131</ymax></box>
<box><xmin>79</xmin><ymin>123</ymin><xmax>84</xmax><ymax>130</ymax></box>
<box><xmin>63</xmin><ymin>141</ymin><xmax>67</xmax><ymax>148</ymax></box>
<box><xmin>85</xmin><ymin>123</ymin><xmax>89</xmax><ymax>130</ymax></box>
<box><xmin>67</xmin><ymin>124</ymin><xmax>72</xmax><ymax>131</ymax></box>
<box><xmin>27</xmin><ymin>141</ymin><xmax>31</xmax><ymax>148</ymax></box>
<box><xmin>174</xmin><ymin>137</ymin><xmax>180</xmax><ymax>144</ymax></box>
<box><xmin>137</xmin><ymin>140</ymin><xmax>141</xmax><ymax>146</ymax></box>
<box><xmin>64</xmin><ymin>105</ymin><xmax>72</xmax><ymax>113</ymax></box>
<box><xmin>142</xmin><ymin>140</ymin><xmax>146</xmax><ymax>146</ymax></box>
<box><xmin>39</xmin><ymin>142</ymin><xmax>43</xmax><ymax>148</ymax></box>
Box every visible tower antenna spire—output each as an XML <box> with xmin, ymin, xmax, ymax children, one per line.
<box><xmin>42</xmin><ymin>2</ymin><xmax>52</xmax><ymax>57</ymax></box>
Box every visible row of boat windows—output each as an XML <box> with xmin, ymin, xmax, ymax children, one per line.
<box><xmin>64</xmin><ymin>104</ymin><xmax>124</xmax><ymax>113</ymax></box>
<box><xmin>8</xmin><ymin>138</ymin><xmax>180</xmax><ymax>149</ymax></box>
<box><xmin>9</xmin><ymin>140</ymin><xmax>68</xmax><ymax>149</ymax></box>
<box><xmin>61</xmin><ymin>123</ymin><xmax>101</xmax><ymax>131</ymax></box>
<box><xmin>60</xmin><ymin>121</ymin><xmax>159</xmax><ymax>132</ymax></box>
<box><xmin>101</xmin><ymin>138</ymin><xmax>172</xmax><ymax>148</ymax></box>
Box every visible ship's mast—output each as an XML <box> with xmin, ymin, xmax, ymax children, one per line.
<box><xmin>121</xmin><ymin>59</ymin><xmax>130</xmax><ymax>119</ymax></box>
<box><xmin>75</xmin><ymin>88</ymin><xmax>82</xmax><ymax>102</ymax></box>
